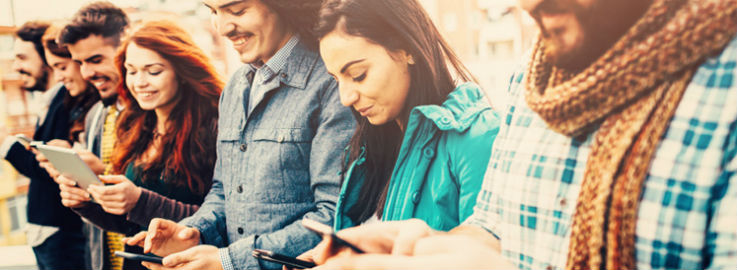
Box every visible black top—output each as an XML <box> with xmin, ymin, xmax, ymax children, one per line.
<box><xmin>5</xmin><ymin>86</ymin><xmax>82</xmax><ymax>229</ymax></box>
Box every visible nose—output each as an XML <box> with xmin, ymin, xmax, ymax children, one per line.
<box><xmin>338</xmin><ymin>83</ymin><xmax>359</xmax><ymax>107</ymax></box>
<box><xmin>133</xmin><ymin>73</ymin><xmax>149</xmax><ymax>89</ymax></box>
<box><xmin>80</xmin><ymin>63</ymin><xmax>95</xmax><ymax>81</ymax></box>
<box><xmin>11</xmin><ymin>59</ymin><xmax>21</xmax><ymax>72</ymax></box>
<box><xmin>213</xmin><ymin>14</ymin><xmax>236</xmax><ymax>38</ymax></box>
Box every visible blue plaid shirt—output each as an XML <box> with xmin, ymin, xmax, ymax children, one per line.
<box><xmin>466</xmin><ymin>37</ymin><xmax>737</xmax><ymax>270</ymax></box>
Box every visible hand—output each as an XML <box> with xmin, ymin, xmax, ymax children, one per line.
<box><xmin>141</xmin><ymin>245</ymin><xmax>222</xmax><ymax>270</ymax></box>
<box><xmin>123</xmin><ymin>218</ymin><xmax>200</xmax><ymax>257</ymax></box>
<box><xmin>87</xmin><ymin>175</ymin><xmax>142</xmax><ymax>215</ymax></box>
<box><xmin>316</xmin><ymin>226</ymin><xmax>514</xmax><ymax>270</ymax></box>
<box><xmin>75</xmin><ymin>149</ymin><xmax>106</xmax><ymax>175</ymax></box>
<box><xmin>309</xmin><ymin>219</ymin><xmax>435</xmax><ymax>265</ymax></box>
<box><xmin>34</xmin><ymin>151</ymin><xmax>62</xmax><ymax>180</ymax></box>
<box><xmin>58</xmin><ymin>175</ymin><xmax>91</xmax><ymax>208</ymax></box>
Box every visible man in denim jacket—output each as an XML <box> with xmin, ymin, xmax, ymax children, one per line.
<box><xmin>126</xmin><ymin>1</ymin><xmax>355</xmax><ymax>269</ymax></box>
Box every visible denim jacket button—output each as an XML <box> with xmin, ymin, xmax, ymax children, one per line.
<box><xmin>440</xmin><ymin>116</ymin><xmax>451</xmax><ymax>125</ymax></box>
<box><xmin>240</xmin><ymin>143</ymin><xmax>247</xmax><ymax>152</ymax></box>
<box><xmin>237</xmin><ymin>185</ymin><xmax>243</xmax><ymax>193</ymax></box>
<box><xmin>411</xmin><ymin>191</ymin><xmax>420</xmax><ymax>204</ymax></box>
<box><xmin>423</xmin><ymin>148</ymin><xmax>435</xmax><ymax>158</ymax></box>
<box><xmin>237</xmin><ymin>227</ymin><xmax>244</xmax><ymax>234</ymax></box>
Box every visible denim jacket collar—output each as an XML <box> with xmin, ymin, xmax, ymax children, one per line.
<box><xmin>243</xmin><ymin>40</ymin><xmax>319</xmax><ymax>91</ymax></box>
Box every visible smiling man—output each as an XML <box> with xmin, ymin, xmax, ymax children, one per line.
<box><xmin>124</xmin><ymin>0</ymin><xmax>355</xmax><ymax>270</ymax></box>
<box><xmin>57</xmin><ymin>2</ymin><xmax>131</xmax><ymax>270</ymax></box>
<box><xmin>305</xmin><ymin>0</ymin><xmax>737</xmax><ymax>269</ymax></box>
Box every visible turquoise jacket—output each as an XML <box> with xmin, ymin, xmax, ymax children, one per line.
<box><xmin>334</xmin><ymin>82</ymin><xmax>500</xmax><ymax>231</ymax></box>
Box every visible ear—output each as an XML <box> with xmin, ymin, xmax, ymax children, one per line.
<box><xmin>408</xmin><ymin>55</ymin><xmax>415</xmax><ymax>65</ymax></box>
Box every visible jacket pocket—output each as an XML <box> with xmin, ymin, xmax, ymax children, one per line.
<box><xmin>250</xmin><ymin>128</ymin><xmax>313</xmax><ymax>203</ymax></box>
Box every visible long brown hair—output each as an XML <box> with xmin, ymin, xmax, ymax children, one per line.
<box><xmin>112</xmin><ymin>20</ymin><xmax>223</xmax><ymax>195</ymax></box>
<box><xmin>316</xmin><ymin>0</ymin><xmax>477</xmax><ymax>224</ymax></box>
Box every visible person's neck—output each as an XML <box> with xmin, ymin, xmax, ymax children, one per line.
<box><xmin>154</xmin><ymin>106</ymin><xmax>172</xmax><ymax>135</ymax></box>
<box><xmin>251</xmin><ymin>32</ymin><xmax>295</xmax><ymax>68</ymax></box>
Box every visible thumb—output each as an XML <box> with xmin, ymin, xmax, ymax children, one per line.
<box><xmin>99</xmin><ymin>175</ymin><xmax>127</xmax><ymax>184</ymax></box>
<box><xmin>162</xmin><ymin>248</ymin><xmax>195</xmax><ymax>267</ymax></box>
<box><xmin>178</xmin><ymin>227</ymin><xmax>199</xmax><ymax>240</ymax></box>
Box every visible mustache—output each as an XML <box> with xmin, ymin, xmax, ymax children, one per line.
<box><xmin>225</xmin><ymin>30</ymin><xmax>253</xmax><ymax>40</ymax></box>
<box><xmin>18</xmin><ymin>69</ymin><xmax>32</xmax><ymax>76</ymax></box>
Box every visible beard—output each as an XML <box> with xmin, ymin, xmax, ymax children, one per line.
<box><xmin>22</xmin><ymin>68</ymin><xmax>50</xmax><ymax>92</ymax></box>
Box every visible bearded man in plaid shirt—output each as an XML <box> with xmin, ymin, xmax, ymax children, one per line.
<box><xmin>301</xmin><ymin>0</ymin><xmax>737</xmax><ymax>269</ymax></box>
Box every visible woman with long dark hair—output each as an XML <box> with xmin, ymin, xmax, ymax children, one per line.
<box><xmin>56</xmin><ymin>20</ymin><xmax>222</xmax><ymax>269</ymax></box>
<box><xmin>315</xmin><ymin>0</ymin><xmax>500</xmax><ymax>232</ymax></box>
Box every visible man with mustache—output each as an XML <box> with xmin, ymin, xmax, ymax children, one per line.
<box><xmin>42</xmin><ymin>2</ymin><xmax>131</xmax><ymax>270</ymax></box>
<box><xmin>124</xmin><ymin>0</ymin><xmax>355</xmax><ymax>269</ymax></box>
<box><xmin>0</xmin><ymin>21</ymin><xmax>88</xmax><ymax>270</ymax></box>
<box><xmin>304</xmin><ymin>0</ymin><xmax>737</xmax><ymax>269</ymax></box>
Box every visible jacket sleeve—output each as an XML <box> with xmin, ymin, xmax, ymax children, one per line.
<box><xmin>127</xmin><ymin>188</ymin><xmax>200</xmax><ymax>226</ymax></box>
<box><xmin>5</xmin><ymin>141</ymin><xmax>53</xmax><ymax>182</ymax></box>
<box><xmin>451</xmin><ymin>109</ymin><xmax>500</xmax><ymax>223</ymax></box>
<box><xmin>72</xmin><ymin>203</ymin><xmax>141</xmax><ymax>235</ymax></box>
<box><xmin>222</xmin><ymin>79</ymin><xmax>355</xmax><ymax>270</ymax></box>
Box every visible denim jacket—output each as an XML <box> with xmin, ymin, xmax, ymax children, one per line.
<box><xmin>179</xmin><ymin>41</ymin><xmax>355</xmax><ymax>270</ymax></box>
<box><xmin>335</xmin><ymin>83</ymin><xmax>500</xmax><ymax>231</ymax></box>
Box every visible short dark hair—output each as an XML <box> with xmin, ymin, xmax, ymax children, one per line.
<box><xmin>261</xmin><ymin>0</ymin><xmax>322</xmax><ymax>49</ymax></box>
<box><xmin>60</xmin><ymin>1</ymin><xmax>129</xmax><ymax>47</ymax></box>
<box><xmin>16</xmin><ymin>21</ymin><xmax>51</xmax><ymax>65</ymax></box>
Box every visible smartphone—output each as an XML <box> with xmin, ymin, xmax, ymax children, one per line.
<box><xmin>301</xmin><ymin>219</ymin><xmax>364</xmax><ymax>254</ymax></box>
<box><xmin>252</xmin><ymin>249</ymin><xmax>316</xmax><ymax>269</ymax></box>
<box><xmin>114</xmin><ymin>251</ymin><xmax>163</xmax><ymax>264</ymax></box>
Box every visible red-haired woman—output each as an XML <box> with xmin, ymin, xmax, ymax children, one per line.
<box><xmin>57</xmin><ymin>20</ymin><xmax>222</xmax><ymax>268</ymax></box>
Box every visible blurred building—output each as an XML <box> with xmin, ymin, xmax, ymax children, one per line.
<box><xmin>419</xmin><ymin>0</ymin><xmax>537</xmax><ymax>107</ymax></box>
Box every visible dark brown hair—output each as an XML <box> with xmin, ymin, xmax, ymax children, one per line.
<box><xmin>16</xmin><ymin>21</ymin><xmax>50</xmax><ymax>66</ymax></box>
<box><xmin>261</xmin><ymin>0</ymin><xmax>323</xmax><ymax>49</ymax></box>
<box><xmin>113</xmin><ymin>20</ymin><xmax>223</xmax><ymax>195</ymax></box>
<box><xmin>60</xmin><ymin>1</ymin><xmax>129</xmax><ymax>47</ymax></box>
<box><xmin>316</xmin><ymin>0</ymin><xmax>477</xmax><ymax>224</ymax></box>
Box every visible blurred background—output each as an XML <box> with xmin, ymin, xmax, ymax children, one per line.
<box><xmin>0</xmin><ymin>0</ymin><xmax>537</xmax><ymax>267</ymax></box>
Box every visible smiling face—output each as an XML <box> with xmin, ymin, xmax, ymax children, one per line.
<box><xmin>67</xmin><ymin>34</ymin><xmax>120</xmax><ymax>100</ymax></box>
<box><xmin>45</xmin><ymin>50</ymin><xmax>87</xmax><ymax>97</ymax></box>
<box><xmin>12</xmin><ymin>39</ymin><xmax>48</xmax><ymax>91</ymax></box>
<box><xmin>320</xmin><ymin>29</ymin><xmax>412</xmax><ymax>126</ymax></box>
<box><xmin>520</xmin><ymin>0</ymin><xmax>651</xmax><ymax>69</ymax></box>
<box><xmin>124</xmin><ymin>42</ymin><xmax>180</xmax><ymax>115</ymax></box>
<box><xmin>203</xmin><ymin>0</ymin><xmax>294</xmax><ymax>65</ymax></box>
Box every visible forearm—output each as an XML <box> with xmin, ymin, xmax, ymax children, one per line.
<box><xmin>4</xmin><ymin>141</ymin><xmax>50</xmax><ymax>181</ymax></box>
<box><xmin>72</xmin><ymin>203</ymin><xmax>141</xmax><ymax>235</ymax></box>
<box><xmin>127</xmin><ymin>188</ymin><xmax>200</xmax><ymax>226</ymax></box>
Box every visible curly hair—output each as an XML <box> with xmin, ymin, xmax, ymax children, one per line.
<box><xmin>16</xmin><ymin>21</ymin><xmax>50</xmax><ymax>66</ymax></box>
<box><xmin>113</xmin><ymin>20</ymin><xmax>223</xmax><ymax>195</ymax></box>
<box><xmin>262</xmin><ymin>0</ymin><xmax>323</xmax><ymax>49</ymax></box>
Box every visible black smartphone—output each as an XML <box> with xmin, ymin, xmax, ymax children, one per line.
<box><xmin>301</xmin><ymin>219</ymin><xmax>364</xmax><ymax>253</ymax></box>
<box><xmin>252</xmin><ymin>249</ymin><xmax>316</xmax><ymax>269</ymax></box>
<box><xmin>114</xmin><ymin>251</ymin><xmax>163</xmax><ymax>264</ymax></box>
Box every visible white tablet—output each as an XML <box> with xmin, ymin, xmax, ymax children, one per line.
<box><xmin>35</xmin><ymin>144</ymin><xmax>102</xmax><ymax>189</ymax></box>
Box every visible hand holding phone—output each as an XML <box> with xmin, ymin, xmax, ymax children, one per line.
<box><xmin>252</xmin><ymin>249</ymin><xmax>315</xmax><ymax>269</ymax></box>
<box><xmin>114</xmin><ymin>251</ymin><xmax>163</xmax><ymax>264</ymax></box>
<box><xmin>302</xmin><ymin>219</ymin><xmax>364</xmax><ymax>254</ymax></box>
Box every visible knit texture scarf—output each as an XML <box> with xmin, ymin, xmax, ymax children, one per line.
<box><xmin>524</xmin><ymin>0</ymin><xmax>737</xmax><ymax>269</ymax></box>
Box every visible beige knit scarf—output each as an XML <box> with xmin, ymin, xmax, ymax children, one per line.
<box><xmin>524</xmin><ymin>0</ymin><xmax>737</xmax><ymax>269</ymax></box>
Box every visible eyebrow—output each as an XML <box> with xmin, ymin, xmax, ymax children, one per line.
<box><xmin>340</xmin><ymin>59</ymin><xmax>366</xmax><ymax>74</ymax></box>
<box><xmin>204</xmin><ymin>0</ymin><xmax>245</xmax><ymax>10</ymax></box>
<box><xmin>84</xmin><ymin>54</ymin><xmax>103</xmax><ymax>63</ymax></box>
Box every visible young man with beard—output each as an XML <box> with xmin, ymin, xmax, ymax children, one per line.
<box><xmin>124</xmin><ymin>0</ymin><xmax>355</xmax><ymax>269</ymax></box>
<box><xmin>304</xmin><ymin>0</ymin><xmax>737</xmax><ymax>269</ymax></box>
<box><xmin>0</xmin><ymin>21</ymin><xmax>88</xmax><ymax>270</ymax></box>
<box><xmin>42</xmin><ymin>2</ymin><xmax>131</xmax><ymax>270</ymax></box>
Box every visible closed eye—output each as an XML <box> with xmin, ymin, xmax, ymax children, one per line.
<box><xmin>353</xmin><ymin>72</ymin><xmax>366</xmax><ymax>82</ymax></box>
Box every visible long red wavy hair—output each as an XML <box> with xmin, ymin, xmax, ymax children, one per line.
<box><xmin>112</xmin><ymin>20</ymin><xmax>223</xmax><ymax>195</ymax></box>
